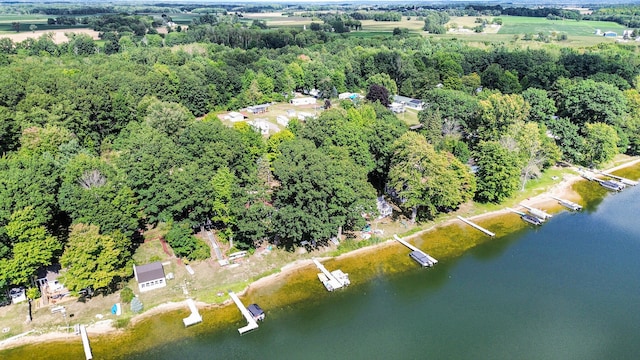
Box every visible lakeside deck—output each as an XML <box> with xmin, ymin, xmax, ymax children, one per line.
<box><xmin>313</xmin><ymin>259</ymin><xmax>350</xmax><ymax>291</ymax></box>
<box><xmin>182</xmin><ymin>298</ymin><xmax>202</xmax><ymax>327</ymax></box>
<box><xmin>228</xmin><ymin>292</ymin><xmax>259</xmax><ymax>335</ymax></box>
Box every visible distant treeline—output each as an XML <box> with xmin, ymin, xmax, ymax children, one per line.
<box><xmin>585</xmin><ymin>6</ymin><xmax>640</xmax><ymax>28</ymax></box>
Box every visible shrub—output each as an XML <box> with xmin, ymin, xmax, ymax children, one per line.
<box><xmin>120</xmin><ymin>287</ymin><xmax>134</xmax><ymax>304</ymax></box>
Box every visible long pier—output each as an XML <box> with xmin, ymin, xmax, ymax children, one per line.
<box><xmin>551</xmin><ymin>196</ymin><xmax>582</xmax><ymax>211</ymax></box>
<box><xmin>228</xmin><ymin>291</ymin><xmax>259</xmax><ymax>335</ymax></box>
<box><xmin>506</xmin><ymin>207</ymin><xmax>526</xmax><ymax>216</ymax></box>
<box><xmin>182</xmin><ymin>298</ymin><xmax>202</xmax><ymax>327</ymax></box>
<box><xmin>456</xmin><ymin>216</ymin><xmax>495</xmax><ymax>237</ymax></box>
<box><xmin>519</xmin><ymin>204</ymin><xmax>552</xmax><ymax>220</ymax></box>
<box><xmin>600</xmin><ymin>172</ymin><xmax>638</xmax><ymax>186</ymax></box>
<box><xmin>79</xmin><ymin>325</ymin><xmax>92</xmax><ymax>360</ymax></box>
<box><xmin>393</xmin><ymin>234</ymin><xmax>438</xmax><ymax>267</ymax></box>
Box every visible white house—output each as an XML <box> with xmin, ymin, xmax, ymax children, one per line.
<box><xmin>393</xmin><ymin>95</ymin><xmax>424</xmax><ymax>111</ymax></box>
<box><xmin>389</xmin><ymin>102</ymin><xmax>405</xmax><ymax>113</ymax></box>
<box><xmin>36</xmin><ymin>264</ymin><xmax>66</xmax><ymax>301</ymax></box>
<box><xmin>247</xmin><ymin>119</ymin><xmax>271</xmax><ymax>135</ymax></box>
<box><xmin>276</xmin><ymin>115</ymin><xmax>290</xmax><ymax>127</ymax></box>
<box><xmin>290</xmin><ymin>97</ymin><xmax>316</xmax><ymax>106</ymax></box>
<box><xmin>134</xmin><ymin>262</ymin><xmax>167</xmax><ymax>293</ymax></box>
<box><xmin>224</xmin><ymin>111</ymin><xmax>245</xmax><ymax>122</ymax></box>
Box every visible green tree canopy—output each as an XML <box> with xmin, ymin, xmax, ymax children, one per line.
<box><xmin>60</xmin><ymin>223</ymin><xmax>132</xmax><ymax>292</ymax></box>
<box><xmin>473</xmin><ymin>141</ymin><xmax>521</xmax><ymax>203</ymax></box>
<box><xmin>272</xmin><ymin>139</ymin><xmax>376</xmax><ymax>247</ymax></box>
<box><xmin>388</xmin><ymin>132</ymin><xmax>475</xmax><ymax>221</ymax></box>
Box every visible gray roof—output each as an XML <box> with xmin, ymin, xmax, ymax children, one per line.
<box><xmin>135</xmin><ymin>262</ymin><xmax>165</xmax><ymax>283</ymax></box>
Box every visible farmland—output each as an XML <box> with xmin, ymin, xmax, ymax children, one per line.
<box><xmin>496</xmin><ymin>16</ymin><xmax>627</xmax><ymax>36</ymax></box>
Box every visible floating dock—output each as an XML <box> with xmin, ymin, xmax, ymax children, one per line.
<box><xmin>551</xmin><ymin>196</ymin><xmax>582</xmax><ymax>211</ymax></box>
<box><xmin>228</xmin><ymin>292</ymin><xmax>259</xmax><ymax>335</ymax></box>
<box><xmin>79</xmin><ymin>325</ymin><xmax>92</xmax><ymax>360</ymax></box>
<box><xmin>519</xmin><ymin>204</ymin><xmax>552</xmax><ymax>220</ymax></box>
<box><xmin>313</xmin><ymin>259</ymin><xmax>350</xmax><ymax>291</ymax></box>
<box><xmin>182</xmin><ymin>298</ymin><xmax>202</xmax><ymax>327</ymax></box>
<box><xmin>393</xmin><ymin>234</ymin><xmax>438</xmax><ymax>267</ymax></box>
<box><xmin>599</xmin><ymin>172</ymin><xmax>638</xmax><ymax>186</ymax></box>
<box><xmin>456</xmin><ymin>216</ymin><xmax>495</xmax><ymax>237</ymax></box>
<box><xmin>507</xmin><ymin>208</ymin><xmax>543</xmax><ymax>226</ymax></box>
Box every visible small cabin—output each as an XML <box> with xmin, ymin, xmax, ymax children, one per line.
<box><xmin>134</xmin><ymin>262</ymin><xmax>167</xmax><ymax>292</ymax></box>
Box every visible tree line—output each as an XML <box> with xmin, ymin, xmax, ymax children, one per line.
<box><xmin>1</xmin><ymin>17</ymin><xmax>639</xmax><ymax>295</ymax></box>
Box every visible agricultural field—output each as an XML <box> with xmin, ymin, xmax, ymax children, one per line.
<box><xmin>441</xmin><ymin>15</ymin><xmax>633</xmax><ymax>48</ymax></box>
<box><xmin>241</xmin><ymin>12</ymin><xmax>313</xmax><ymax>27</ymax></box>
<box><xmin>358</xmin><ymin>18</ymin><xmax>425</xmax><ymax>32</ymax></box>
<box><xmin>496</xmin><ymin>16</ymin><xmax>627</xmax><ymax>36</ymax></box>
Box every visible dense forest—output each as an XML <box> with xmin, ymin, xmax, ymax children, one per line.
<box><xmin>1</xmin><ymin>10</ymin><xmax>640</xmax><ymax>296</ymax></box>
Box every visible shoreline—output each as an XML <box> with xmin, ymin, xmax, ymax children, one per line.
<box><xmin>1</xmin><ymin>160</ymin><xmax>637</xmax><ymax>351</ymax></box>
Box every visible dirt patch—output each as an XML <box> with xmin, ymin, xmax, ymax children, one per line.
<box><xmin>0</xmin><ymin>28</ymin><xmax>100</xmax><ymax>44</ymax></box>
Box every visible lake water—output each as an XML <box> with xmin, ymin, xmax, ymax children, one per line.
<box><xmin>4</xmin><ymin>170</ymin><xmax>640</xmax><ymax>359</ymax></box>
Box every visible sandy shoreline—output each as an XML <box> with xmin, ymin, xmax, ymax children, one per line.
<box><xmin>1</xmin><ymin>160</ymin><xmax>637</xmax><ymax>351</ymax></box>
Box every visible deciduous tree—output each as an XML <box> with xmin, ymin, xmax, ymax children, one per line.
<box><xmin>59</xmin><ymin>224</ymin><xmax>132</xmax><ymax>292</ymax></box>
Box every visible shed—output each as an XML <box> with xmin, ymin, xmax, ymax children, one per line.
<box><xmin>133</xmin><ymin>262</ymin><xmax>167</xmax><ymax>292</ymax></box>
<box><xmin>603</xmin><ymin>31</ymin><xmax>617</xmax><ymax>37</ymax></box>
<box><xmin>247</xmin><ymin>104</ymin><xmax>270</xmax><ymax>114</ymax></box>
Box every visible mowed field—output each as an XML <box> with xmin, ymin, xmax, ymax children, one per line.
<box><xmin>496</xmin><ymin>16</ymin><xmax>626</xmax><ymax>36</ymax></box>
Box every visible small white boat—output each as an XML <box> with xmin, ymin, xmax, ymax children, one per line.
<box><xmin>317</xmin><ymin>273</ymin><xmax>334</xmax><ymax>291</ymax></box>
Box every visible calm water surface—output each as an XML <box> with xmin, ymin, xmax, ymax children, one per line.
<box><xmin>131</xmin><ymin>179</ymin><xmax>640</xmax><ymax>360</ymax></box>
<box><xmin>5</xmin><ymin>171</ymin><xmax>640</xmax><ymax>359</ymax></box>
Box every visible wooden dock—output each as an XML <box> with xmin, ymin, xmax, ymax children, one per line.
<box><xmin>551</xmin><ymin>196</ymin><xmax>582</xmax><ymax>211</ymax></box>
<box><xmin>79</xmin><ymin>325</ymin><xmax>92</xmax><ymax>360</ymax></box>
<box><xmin>599</xmin><ymin>172</ymin><xmax>638</xmax><ymax>186</ymax></box>
<box><xmin>519</xmin><ymin>204</ymin><xmax>552</xmax><ymax>220</ymax></box>
<box><xmin>393</xmin><ymin>234</ymin><xmax>438</xmax><ymax>267</ymax></box>
<box><xmin>228</xmin><ymin>292</ymin><xmax>259</xmax><ymax>335</ymax></box>
<box><xmin>313</xmin><ymin>259</ymin><xmax>350</xmax><ymax>291</ymax></box>
<box><xmin>182</xmin><ymin>298</ymin><xmax>202</xmax><ymax>327</ymax></box>
<box><xmin>456</xmin><ymin>216</ymin><xmax>495</xmax><ymax>237</ymax></box>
